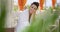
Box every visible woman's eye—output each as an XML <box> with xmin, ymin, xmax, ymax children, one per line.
<box><xmin>32</xmin><ymin>7</ymin><xmax>33</xmax><ymax>8</ymax></box>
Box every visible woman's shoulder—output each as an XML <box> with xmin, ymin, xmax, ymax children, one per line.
<box><xmin>23</xmin><ymin>9</ymin><xmax>29</xmax><ymax>12</ymax></box>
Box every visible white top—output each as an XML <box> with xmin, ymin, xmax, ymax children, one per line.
<box><xmin>15</xmin><ymin>9</ymin><xmax>30</xmax><ymax>32</ymax></box>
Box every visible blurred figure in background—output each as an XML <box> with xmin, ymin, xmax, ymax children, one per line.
<box><xmin>15</xmin><ymin>2</ymin><xmax>39</xmax><ymax>32</ymax></box>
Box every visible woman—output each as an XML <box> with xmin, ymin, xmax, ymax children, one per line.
<box><xmin>15</xmin><ymin>2</ymin><xmax>39</xmax><ymax>32</ymax></box>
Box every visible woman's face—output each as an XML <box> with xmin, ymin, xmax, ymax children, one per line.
<box><xmin>29</xmin><ymin>4</ymin><xmax>37</xmax><ymax>14</ymax></box>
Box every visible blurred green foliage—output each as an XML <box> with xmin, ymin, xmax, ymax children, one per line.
<box><xmin>23</xmin><ymin>5</ymin><xmax>60</xmax><ymax>32</ymax></box>
<box><xmin>27</xmin><ymin>5</ymin><xmax>30</xmax><ymax>10</ymax></box>
<box><xmin>0</xmin><ymin>0</ymin><xmax>7</xmax><ymax>32</ymax></box>
<box><xmin>14</xmin><ymin>5</ymin><xmax>18</xmax><ymax>11</ymax></box>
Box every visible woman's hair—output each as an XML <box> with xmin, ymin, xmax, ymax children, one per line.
<box><xmin>31</xmin><ymin>2</ymin><xmax>39</xmax><ymax>8</ymax></box>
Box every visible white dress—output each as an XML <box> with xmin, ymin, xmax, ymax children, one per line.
<box><xmin>15</xmin><ymin>9</ymin><xmax>30</xmax><ymax>32</ymax></box>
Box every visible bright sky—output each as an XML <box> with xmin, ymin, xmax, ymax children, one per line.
<box><xmin>26</xmin><ymin>0</ymin><xmax>39</xmax><ymax>5</ymax></box>
<box><xmin>14</xmin><ymin>0</ymin><xmax>60</xmax><ymax>7</ymax></box>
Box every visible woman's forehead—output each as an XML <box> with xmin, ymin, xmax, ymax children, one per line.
<box><xmin>31</xmin><ymin>4</ymin><xmax>37</xmax><ymax>8</ymax></box>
